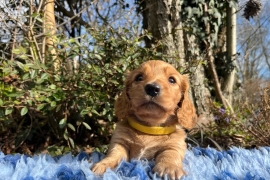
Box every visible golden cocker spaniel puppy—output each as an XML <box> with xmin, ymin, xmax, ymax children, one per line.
<box><xmin>91</xmin><ymin>60</ymin><xmax>197</xmax><ymax>180</ymax></box>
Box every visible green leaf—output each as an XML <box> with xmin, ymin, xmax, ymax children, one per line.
<box><xmin>0</xmin><ymin>99</ymin><xmax>3</xmax><ymax>106</ymax></box>
<box><xmin>2</xmin><ymin>67</ymin><xmax>12</xmax><ymax>73</ymax></box>
<box><xmin>19</xmin><ymin>54</ymin><xmax>28</xmax><ymax>60</ymax></box>
<box><xmin>25</xmin><ymin>63</ymin><xmax>35</xmax><ymax>68</ymax></box>
<box><xmin>36</xmin><ymin>17</ymin><xmax>43</xmax><ymax>23</ymax></box>
<box><xmin>102</xmin><ymin>108</ymin><xmax>107</xmax><ymax>115</ymax></box>
<box><xmin>107</xmin><ymin>114</ymin><xmax>113</xmax><ymax>121</ymax></box>
<box><xmin>59</xmin><ymin>118</ymin><xmax>67</xmax><ymax>129</ymax></box>
<box><xmin>63</xmin><ymin>130</ymin><xmax>68</xmax><ymax>140</ymax></box>
<box><xmin>22</xmin><ymin>73</ymin><xmax>29</xmax><ymax>80</ymax></box>
<box><xmin>27</xmin><ymin>100</ymin><xmax>33</xmax><ymax>106</ymax></box>
<box><xmin>82</xmin><ymin>122</ymin><xmax>91</xmax><ymax>130</ymax></box>
<box><xmin>109</xmin><ymin>79</ymin><xmax>119</xmax><ymax>84</ymax></box>
<box><xmin>91</xmin><ymin>109</ymin><xmax>99</xmax><ymax>115</ymax></box>
<box><xmin>37</xmin><ymin>103</ymin><xmax>46</xmax><ymax>110</ymax></box>
<box><xmin>14</xmin><ymin>100</ymin><xmax>21</xmax><ymax>105</ymax></box>
<box><xmin>55</xmin><ymin>104</ymin><xmax>62</xmax><ymax>112</ymax></box>
<box><xmin>5</xmin><ymin>107</ymin><xmax>13</xmax><ymax>115</ymax></box>
<box><xmin>53</xmin><ymin>93</ymin><xmax>62</xmax><ymax>101</ymax></box>
<box><xmin>93</xmin><ymin>66</ymin><xmax>101</xmax><ymax>74</ymax></box>
<box><xmin>31</xmin><ymin>13</ymin><xmax>40</xmax><ymax>17</ymax></box>
<box><xmin>67</xmin><ymin>123</ymin><xmax>76</xmax><ymax>132</ymax></box>
<box><xmin>41</xmin><ymin>73</ymin><xmax>48</xmax><ymax>80</ymax></box>
<box><xmin>51</xmin><ymin>101</ymin><xmax>56</xmax><ymax>107</ymax></box>
<box><xmin>16</xmin><ymin>61</ymin><xmax>25</xmax><ymax>70</ymax></box>
<box><xmin>105</xmin><ymin>102</ymin><xmax>110</xmax><ymax>110</ymax></box>
<box><xmin>54</xmin><ymin>75</ymin><xmax>61</xmax><ymax>81</ymax></box>
<box><xmin>68</xmin><ymin>38</ymin><xmax>76</xmax><ymax>43</ymax></box>
<box><xmin>45</xmin><ymin>98</ymin><xmax>51</xmax><ymax>103</ymax></box>
<box><xmin>49</xmin><ymin>84</ymin><xmax>56</xmax><ymax>89</ymax></box>
<box><xmin>12</xmin><ymin>49</ymin><xmax>22</xmax><ymax>54</ymax></box>
<box><xmin>36</xmin><ymin>78</ymin><xmax>44</xmax><ymax>84</ymax></box>
<box><xmin>94</xmin><ymin>54</ymin><xmax>102</xmax><ymax>60</ymax></box>
<box><xmin>30</xmin><ymin>70</ymin><xmax>37</xmax><ymax>79</ymax></box>
<box><xmin>68</xmin><ymin>137</ymin><xmax>75</xmax><ymax>148</ymax></box>
<box><xmin>6</xmin><ymin>92</ymin><xmax>23</xmax><ymax>98</ymax></box>
<box><xmin>80</xmin><ymin>109</ymin><xmax>90</xmax><ymax>115</ymax></box>
<box><xmin>20</xmin><ymin>107</ymin><xmax>28</xmax><ymax>116</ymax></box>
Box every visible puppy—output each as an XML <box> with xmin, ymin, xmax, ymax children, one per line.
<box><xmin>91</xmin><ymin>60</ymin><xmax>197</xmax><ymax>179</ymax></box>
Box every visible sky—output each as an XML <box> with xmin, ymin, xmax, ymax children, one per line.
<box><xmin>237</xmin><ymin>0</ymin><xmax>270</xmax><ymax>80</ymax></box>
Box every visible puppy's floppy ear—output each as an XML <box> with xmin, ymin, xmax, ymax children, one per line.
<box><xmin>176</xmin><ymin>75</ymin><xmax>197</xmax><ymax>129</ymax></box>
<box><xmin>114</xmin><ymin>76</ymin><xmax>132</xmax><ymax>120</ymax></box>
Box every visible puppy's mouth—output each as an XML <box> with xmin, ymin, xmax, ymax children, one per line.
<box><xmin>140</xmin><ymin>100</ymin><xmax>165</xmax><ymax>111</ymax></box>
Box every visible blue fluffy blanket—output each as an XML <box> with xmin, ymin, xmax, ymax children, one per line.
<box><xmin>1</xmin><ymin>147</ymin><xmax>270</xmax><ymax>180</ymax></box>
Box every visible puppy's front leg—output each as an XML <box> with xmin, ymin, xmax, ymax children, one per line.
<box><xmin>153</xmin><ymin>149</ymin><xmax>186</xmax><ymax>180</ymax></box>
<box><xmin>91</xmin><ymin>143</ymin><xmax>128</xmax><ymax>175</ymax></box>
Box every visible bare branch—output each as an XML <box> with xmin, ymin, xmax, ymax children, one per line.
<box><xmin>55</xmin><ymin>2</ymin><xmax>91</xmax><ymax>29</ymax></box>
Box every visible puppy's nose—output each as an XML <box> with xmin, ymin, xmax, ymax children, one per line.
<box><xmin>145</xmin><ymin>84</ymin><xmax>160</xmax><ymax>97</ymax></box>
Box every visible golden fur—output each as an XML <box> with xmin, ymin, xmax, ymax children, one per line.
<box><xmin>91</xmin><ymin>60</ymin><xmax>197</xmax><ymax>180</ymax></box>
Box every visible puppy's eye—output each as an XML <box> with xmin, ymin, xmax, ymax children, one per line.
<box><xmin>168</xmin><ymin>77</ymin><xmax>176</xmax><ymax>84</ymax></box>
<box><xmin>135</xmin><ymin>74</ymin><xmax>143</xmax><ymax>82</ymax></box>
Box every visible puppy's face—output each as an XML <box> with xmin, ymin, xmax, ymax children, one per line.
<box><xmin>93</xmin><ymin>60</ymin><xmax>196</xmax><ymax>179</ymax></box>
<box><xmin>126</xmin><ymin>60</ymin><xmax>187</xmax><ymax>125</ymax></box>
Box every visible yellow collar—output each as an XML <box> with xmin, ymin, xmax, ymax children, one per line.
<box><xmin>128</xmin><ymin>118</ymin><xmax>176</xmax><ymax>135</ymax></box>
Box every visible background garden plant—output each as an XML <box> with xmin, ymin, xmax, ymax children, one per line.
<box><xmin>0</xmin><ymin>0</ymin><xmax>269</xmax><ymax>155</ymax></box>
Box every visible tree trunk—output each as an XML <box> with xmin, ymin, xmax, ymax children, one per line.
<box><xmin>44</xmin><ymin>0</ymin><xmax>60</xmax><ymax>70</ymax></box>
<box><xmin>223</xmin><ymin>2</ymin><xmax>237</xmax><ymax>106</ymax></box>
<box><xmin>190</xmin><ymin>65</ymin><xmax>213</xmax><ymax>118</ymax></box>
<box><xmin>141</xmin><ymin>0</ymin><xmax>185</xmax><ymax>67</ymax></box>
<box><xmin>183</xmin><ymin>32</ymin><xmax>213</xmax><ymax>119</ymax></box>
<box><xmin>141</xmin><ymin>0</ymin><xmax>213</xmax><ymax>120</ymax></box>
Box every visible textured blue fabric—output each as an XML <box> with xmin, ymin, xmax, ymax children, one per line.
<box><xmin>0</xmin><ymin>147</ymin><xmax>270</xmax><ymax>180</ymax></box>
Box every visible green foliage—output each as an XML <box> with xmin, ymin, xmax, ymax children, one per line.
<box><xmin>46</xmin><ymin>145</ymin><xmax>72</xmax><ymax>156</ymax></box>
<box><xmin>198</xmin><ymin>102</ymin><xmax>247</xmax><ymax>148</ymax></box>
<box><xmin>182</xmin><ymin>0</ymin><xmax>238</xmax><ymax>72</ymax></box>
<box><xmin>0</xmin><ymin>24</ymin><xmax>162</xmax><ymax>153</ymax></box>
<box><xmin>182</xmin><ymin>0</ymin><xmax>236</xmax><ymax>46</ymax></box>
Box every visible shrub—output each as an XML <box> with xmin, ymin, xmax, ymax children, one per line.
<box><xmin>193</xmin><ymin>84</ymin><xmax>270</xmax><ymax>149</ymax></box>
<box><xmin>0</xmin><ymin>18</ymin><xmax>169</xmax><ymax>154</ymax></box>
<box><xmin>234</xmin><ymin>84</ymin><xmax>270</xmax><ymax>147</ymax></box>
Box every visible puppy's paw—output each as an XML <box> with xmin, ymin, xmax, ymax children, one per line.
<box><xmin>153</xmin><ymin>162</ymin><xmax>185</xmax><ymax>180</ymax></box>
<box><xmin>91</xmin><ymin>162</ymin><xmax>108</xmax><ymax>175</ymax></box>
